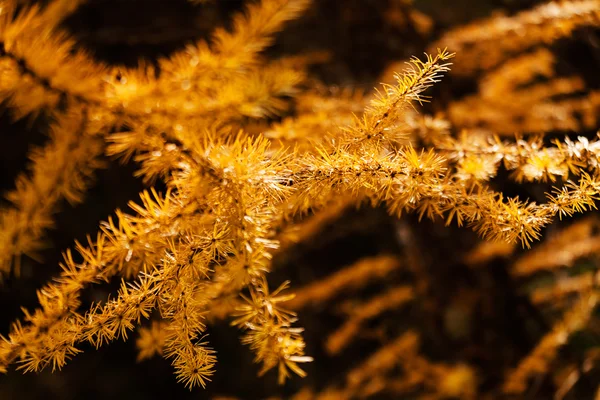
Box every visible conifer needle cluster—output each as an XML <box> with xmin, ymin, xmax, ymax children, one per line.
<box><xmin>0</xmin><ymin>0</ymin><xmax>599</xmax><ymax>396</ymax></box>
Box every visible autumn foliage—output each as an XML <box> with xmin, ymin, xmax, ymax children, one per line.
<box><xmin>0</xmin><ymin>0</ymin><xmax>600</xmax><ymax>398</ymax></box>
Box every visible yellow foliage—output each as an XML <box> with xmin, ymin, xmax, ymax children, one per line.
<box><xmin>0</xmin><ymin>0</ymin><xmax>599</xmax><ymax>397</ymax></box>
